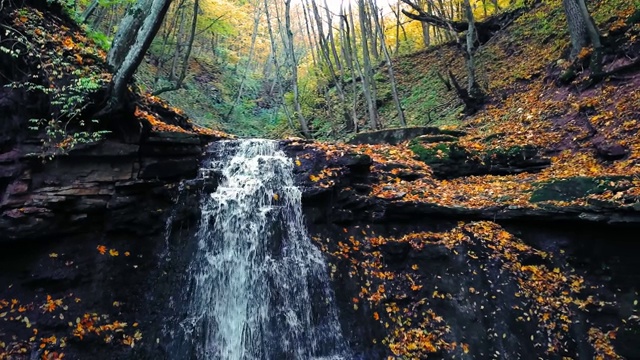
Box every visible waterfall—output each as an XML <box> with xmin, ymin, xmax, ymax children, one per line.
<box><xmin>178</xmin><ymin>139</ymin><xmax>349</xmax><ymax>360</ymax></box>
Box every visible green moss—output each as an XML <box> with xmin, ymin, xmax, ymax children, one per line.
<box><xmin>410</xmin><ymin>142</ymin><xmax>453</xmax><ymax>163</ymax></box>
<box><xmin>484</xmin><ymin>145</ymin><xmax>540</xmax><ymax>160</ymax></box>
<box><xmin>530</xmin><ymin>176</ymin><xmax>631</xmax><ymax>203</ymax></box>
<box><xmin>411</xmin><ymin>142</ymin><xmax>538</xmax><ymax>167</ymax></box>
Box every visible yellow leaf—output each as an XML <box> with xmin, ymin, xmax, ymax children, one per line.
<box><xmin>295</xmin><ymin>159</ymin><xmax>301</xmax><ymax>166</ymax></box>
<box><xmin>273</xmin><ymin>193</ymin><xmax>279</xmax><ymax>201</ymax></box>
<box><xmin>49</xmin><ymin>253</ymin><xmax>58</xmax><ymax>258</ymax></box>
<box><xmin>309</xmin><ymin>174</ymin><xmax>320</xmax><ymax>182</ymax></box>
<box><xmin>109</xmin><ymin>249</ymin><xmax>119</xmax><ymax>257</ymax></box>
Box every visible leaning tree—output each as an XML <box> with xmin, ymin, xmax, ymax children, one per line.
<box><xmin>100</xmin><ymin>0</ymin><xmax>173</xmax><ymax>114</ymax></box>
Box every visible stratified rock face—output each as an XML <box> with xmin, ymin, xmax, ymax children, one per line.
<box><xmin>283</xmin><ymin>140</ymin><xmax>640</xmax><ymax>360</ymax></box>
<box><xmin>307</xmin><ymin>220</ymin><xmax>640</xmax><ymax>360</ymax></box>
<box><xmin>0</xmin><ymin>132</ymin><xmax>207</xmax><ymax>240</ymax></box>
<box><xmin>0</xmin><ymin>131</ymin><xmax>210</xmax><ymax>359</ymax></box>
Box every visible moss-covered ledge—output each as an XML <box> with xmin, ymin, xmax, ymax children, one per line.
<box><xmin>409</xmin><ymin>140</ymin><xmax>551</xmax><ymax>179</ymax></box>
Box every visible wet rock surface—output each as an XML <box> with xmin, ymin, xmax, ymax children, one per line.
<box><xmin>0</xmin><ymin>129</ymin><xmax>213</xmax><ymax>359</ymax></box>
<box><xmin>283</xmin><ymin>140</ymin><xmax>639</xmax><ymax>359</ymax></box>
<box><xmin>0</xmin><ymin>136</ymin><xmax>638</xmax><ymax>359</ymax></box>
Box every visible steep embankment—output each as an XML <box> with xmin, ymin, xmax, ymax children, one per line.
<box><xmin>283</xmin><ymin>132</ymin><xmax>640</xmax><ymax>359</ymax></box>
<box><xmin>280</xmin><ymin>1</ymin><xmax>640</xmax><ymax>358</ymax></box>
<box><xmin>319</xmin><ymin>0</ymin><xmax>640</xmax><ymax>225</ymax></box>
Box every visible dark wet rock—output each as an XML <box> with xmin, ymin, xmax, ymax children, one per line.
<box><xmin>0</xmin><ymin>127</ymin><xmax>210</xmax><ymax>359</ymax></box>
<box><xmin>530</xmin><ymin>176</ymin><xmax>632</xmax><ymax>203</ymax></box>
<box><xmin>595</xmin><ymin>142</ymin><xmax>630</xmax><ymax>161</ymax></box>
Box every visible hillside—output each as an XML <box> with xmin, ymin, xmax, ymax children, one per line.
<box><xmin>1</xmin><ymin>0</ymin><xmax>640</xmax><ymax>359</ymax></box>
<box><xmin>308</xmin><ymin>0</ymin><xmax>640</xmax><ymax>217</ymax></box>
<box><xmin>279</xmin><ymin>0</ymin><xmax>640</xmax><ymax>357</ymax></box>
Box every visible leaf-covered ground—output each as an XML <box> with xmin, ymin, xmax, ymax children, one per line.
<box><xmin>304</xmin><ymin>0</ymin><xmax>640</xmax><ymax>214</ymax></box>
<box><xmin>314</xmin><ymin>221</ymin><xmax>626</xmax><ymax>359</ymax></box>
<box><xmin>297</xmin><ymin>1</ymin><xmax>640</xmax><ymax>358</ymax></box>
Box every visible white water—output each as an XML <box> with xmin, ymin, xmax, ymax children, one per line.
<box><xmin>181</xmin><ymin>139</ymin><xmax>348</xmax><ymax>360</ymax></box>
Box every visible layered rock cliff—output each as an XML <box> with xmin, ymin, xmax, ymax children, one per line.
<box><xmin>283</xmin><ymin>136</ymin><xmax>640</xmax><ymax>359</ymax></box>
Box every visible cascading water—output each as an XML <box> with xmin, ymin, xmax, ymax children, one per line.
<box><xmin>178</xmin><ymin>139</ymin><xmax>349</xmax><ymax>360</ymax></box>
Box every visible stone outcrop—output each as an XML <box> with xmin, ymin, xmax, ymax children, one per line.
<box><xmin>0</xmin><ymin>131</ymin><xmax>217</xmax><ymax>241</ymax></box>
<box><xmin>0</xmin><ymin>128</ymin><xmax>218</xmax><ymax>359</ymax></box>
<box><xmin>347</xmin><ymin>126</ymin><xmax>466</xmax><ymax>145</ymax></box>
<box><xmin>282</xmin><ymin>140</ymin><xmax>640</xmax><ymax>359</ymax></box>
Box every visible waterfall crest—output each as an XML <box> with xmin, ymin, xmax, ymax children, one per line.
<box><xmin>179</xmin><ymin>139</ymin><xmax>348</xmax><ymax>360</ymax></box>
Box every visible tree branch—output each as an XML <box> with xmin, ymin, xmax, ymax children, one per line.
<box><xmin>399</xmin><ymin>0</ymin><xmax>528</xmax><ymax>43</ymax></box>
<box><xmin>399</xmin><ymin>0</ymin><xmax>469</xmax><ymax>32</ymax></box>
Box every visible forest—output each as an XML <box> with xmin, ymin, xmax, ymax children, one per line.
<box><xmin>1</xmin><ymin>0</ymin><xmax>640</xmax><ymax>358</ymax></box>
<box><xmin>2</xmin><ymin>0</ymin><xmax>637</xmax><ymax>142</ymax></box>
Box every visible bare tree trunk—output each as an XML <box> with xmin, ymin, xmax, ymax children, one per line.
<box><xmin>102</xmin><ymin>0</ymin><xmax>173</xmax><ymax>113</ymax></box>
<box><xmin>453</xmin><ymin>0</ymin><xmax>484</xmax><ymax>114</ymax></box>
<box><xmin>369</xmin><ymin>0</ymin><xmax>405</xmax><ymax>126</ymax></box>
<box><xmin>299</xmin><ymin>2</ymin><xmax>318</xmax><ymax>68</ymax></box>
<box><xmin>154</xmin><ymin>0</ymin><xmax>198</xmax><ymax>95</ymax></box>
<box><xmin>168</xmin><ymin>4</ymin><xmax>187</xmax><ymax>81</ymax></box>
<box><xmin>324</xmin><ymin>0</ymin><xmax>344</xmax><ymax>76</ymax></box>
<box><xmin>464</xmin><ymin>0</ymin><xmax>478</xmax><ymax>93</ymax></box>
<box><xmin>576</xmin><ymin>0</ymin><xmax>603</xmax><ymax>73</ymax></box>
<box><xmin>263</xmin><ymin>0</ymin><xmax>297</xmax><ymax>135</ymax></box>
<box><xmin>340</xmin><ymin>4</ymin><xmax>359</xmax><ymax>132</ymax></box>
<box><xmin>368</xmin><ymin>3</ymin><xmax>380</xmax><ymax>61</ymax></box>
<box><xmin>391</xmin><ymin>2</ymin><xmax>401</xmax><ymax>53</ymax></box>
<box><xmin>309</xmin><ymin>0</ymin><xmax>352</xmax><ymax>130</ymax></box>
<box><xmin>562</xmin><ymin>0</ymin><xmax>603</xmax><ymax>76</ymax></box>
<box><xmin>153</xmin><ymin>0</ymin><xmax>183</xmax><ymax>86</ymax></box>
<box><xmin>357</xmin><ymin>0</ymin><xmax>380</xmax><ymax>129</ymax></box>
<box><xmin>284</xmin><ymin>0</ymin><xmax>310</xmax><ymax>137</ymax></box>
<box><xmin>302</xmin><ymin>0</ymin><xmax>323</xmax><ymax>72</ymax></box>
<box><xmin>80</xmin><ymin>0</ymin><xmax>99</xmax><ymax>23</ymax></box>
<box><xmin>563</xmin><ymin>0</ymin><xmax>588</xmax><ymax>59</ymax></box>
<box><xmin>175</xmin><ymin>0</ymin><xmax>197</xmax><ymax>86</ymax></box>
<box><xmin>419</xmin><ymin>0</ymin><xmax>431</xmax><ymax>47</ymax></box>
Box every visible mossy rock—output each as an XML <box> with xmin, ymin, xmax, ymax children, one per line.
<box><xmin>530</xmin><ymin>176</ymin><xmax>632</xmax><ymax>203</ymax></box>
<box><xmin>485</xmin><ymin>145</ymin><xmax>539</xmax><ymax>159</ymax></box>
<box><xmin>409</xmin><ymin>142</ymin><xmax>463</xmax><ymax>164</ymax></box>
<box><xmin>410</xmin><ymin>142</ymin><xmax>549</xmax><ymax>178</ymax></box>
